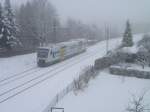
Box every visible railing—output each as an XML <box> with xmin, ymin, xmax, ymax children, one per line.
<box><xmin>43</xmin><ymin>66</ymin><xmax>97</xmax><ymax>112</ymax></box>
<box><xmin>43</xmin><ymin>81</ymin><xmax>75</xmax><ymax>112</ymax></box>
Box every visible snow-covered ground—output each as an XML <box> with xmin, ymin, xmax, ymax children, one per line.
<box><xmin>112</xmin><ymin>63</ymin><xmax>150</xmax><ymax>72</ymax></box>
<box><xmin>0</xmin><ymin>53</ymin><xmax>36</xmax><ymax>79</ymax></box>
<box><xmin>57</xmin><ymin>71</ymin><xmax>150</xmax><ymax>112</ymax></box>
<box><xmin>0</xmin><ymin>34</ymin><xmax>145</xmax><ymax>112</ymax></box>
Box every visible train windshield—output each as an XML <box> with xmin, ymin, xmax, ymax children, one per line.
<box><xmin>37</xmin><ymin>48</ymin><xmax>49</xmax><ymax>58</ymax></box>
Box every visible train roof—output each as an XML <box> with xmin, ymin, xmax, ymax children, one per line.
<box><xmin>58</xmin><ymin>40</ymin><xmax>79</xmax><ymax>46</ymax></box>
<box><xmin>38</xmin><ymin>39</ymin><xmax>86</xmax><ymax>49</ymax></box>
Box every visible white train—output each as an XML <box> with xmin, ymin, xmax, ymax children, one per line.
<box><xmin>37</xmin><ymin>39</ymin><xmax>87</xmax><ymax>67</ymax></box>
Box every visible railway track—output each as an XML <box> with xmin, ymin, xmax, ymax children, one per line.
<box><xmin>0</xmin><ymin>51</ymin><xmax>90</xmax><ymax>87</ymax></box>
<box><xmin>0</xmin><ymin>67</ymin><xmax>40</xmax><ymax>87</ymax></box>
<box><xmin>0</xmin><ymin>43</ymin><xmax>99</xmax><ymax>87</ymax></box>
<box><xmin>0</xmin><ymin>48</ymin><xmax>100</xmax><ymax>104</ymax></box>
<box><xmin>0</xmin><ymin>67</ymin><xmax>38</xmax><ymax>83</ymax></box>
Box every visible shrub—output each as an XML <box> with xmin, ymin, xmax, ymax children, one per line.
<box><xmin>138</xmin><ymin>34</ymin><xmax>150</xmax><ymax>52</ymax></box>
<box><xmin>74</xmin><ymin>66</ymin><xmax>98</xmax><ymax>93</ymax></box>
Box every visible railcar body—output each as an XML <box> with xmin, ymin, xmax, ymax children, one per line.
<box><xmin>37</xmin><ymin>39</ymin><xmax>87</xmax><ymax>67</ymax></box>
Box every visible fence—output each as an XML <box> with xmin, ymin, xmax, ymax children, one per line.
<box><xmin>43</xmin><ymin>66</ymin><xmax>97</xmax><ymax>112</ymax></box>
<box><xmin>43</xmin><ymin>81</ymin><xmax>75</xmax><ymax>112</ymax></box>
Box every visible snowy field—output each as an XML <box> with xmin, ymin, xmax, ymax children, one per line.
<box><xmin>57</xmin><ymin>71</ymin><xmax>150</xmax><ymax>112</ymax></box>
<box><xmin>0</xmin><ymin>34</ymin><xmax>145</xmax><ymax>112</ymax></box>
<box><xmin>0</xmin><ymin>53</ymin><xmax>37</xmax><ymax>79</ymax></box>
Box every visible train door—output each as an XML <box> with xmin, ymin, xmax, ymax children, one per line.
<box><xmin>60</xmin><ymin>46</ymin><xmax>65</xmax><ymax>60</ymax></box>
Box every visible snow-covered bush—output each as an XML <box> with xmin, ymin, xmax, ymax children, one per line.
<box><xmin>95</xmin><ymin>56</ymin><xmax>115</xmax><ymax>70</ymax></box>
<box><xmin>110</xmin><ymin>65</ymin><xmax>150</xmax><ymax>79</ymax></box>
<box><xmin>94</xmin><ymin>50</ymin><xmax>131</xmax><ymax>70</ymax></box>
<box><xmin>136</xmin><ymin>51</ymin><xmax>150</xmax><ymax>68</ymax></box>
<box><xmin>126</xmin><ymin>92</ymin><xmax>150</xmax><ymax>112</ymax></box>
<box><xmin>125</xmin><ymin>54</ymin><xmax>137</xmax><ymax>63</ymax></box>
<box><xmin>116</xmin><ymin>46</ymin><xmax>139</xmax><ymax>63</ymax></box>
<box><xmin>137</xmin><ymin>34</ymin><xmax>150</xmax><ymax>67</ymax></box>
<box><xmin>138</xmin><ymin>34</ymin><xmax>150</xmax><ymax>52</ymax></box>
<box><xmin>74</xmin><ymin>66</ymin><xmax>98</xmax><ymax>92</ymax></box>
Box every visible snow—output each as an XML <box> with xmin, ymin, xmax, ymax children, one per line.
<box><xmin>0</xmin><ymin>34</ymin><xmax>145</xmax><ymax>112</ymax></box>
<box><xmin>57</xmin><ymin>71</ymin><xmax>150</xmax><ymax>112</ymax></box>
<box><xmin>0</xmin><ymin>53</ymin><xmax>36</xmax><ymax>79</ymax></box>
<box><xmin>112</xmin><ymin>63</ymin><xmax>150</xmax><ymax>72</ymax></box>
<box><xmin>121</xmin><ymin>46</ymin><xmax>138</xmax><ymax>54</ymax></box>
<box><xmin>119</xmin><ymin>34</ymin><xmax>143</xmax><ymax>54</ymax></box>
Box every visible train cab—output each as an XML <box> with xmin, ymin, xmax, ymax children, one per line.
<box><xmin>37</xmin><ymin>47</ymin><xmax>50</xmax><ymax>66</ymax></box>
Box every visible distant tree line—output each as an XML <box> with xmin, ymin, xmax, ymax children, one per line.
<box><xmin>16</xmin><ymin>0</ymin><xmax>60</xmax><ymax>49</ymax></box>
<box><xmin>15</xmin><ymin>0</ymin><xmax>103</xmax><ymax>50</ymax></box>
<box><xmin>0</xmin><ymin>0</ymin><xmax>120</xmax><ymax>51</ymax></box>
<box><xmin>16</xmin><ymin>0</ymin><xmax>104</xmax><ymax>49</ymax></box>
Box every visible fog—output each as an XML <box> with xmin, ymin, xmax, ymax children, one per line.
<box><xmin>12</xmin><ymin>0</ymin><xmax>150</xmax><ymax>29</ymax></box>
<box><xmin>52</xmin><ymin>0</ymin><xmax>149</xmax><ymax>24</ymax></box>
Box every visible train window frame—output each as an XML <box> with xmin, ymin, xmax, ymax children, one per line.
<box><xmin>37</xmin><ymin>48</ymin><xmax>49</xmax><ymax>58</ymax></box>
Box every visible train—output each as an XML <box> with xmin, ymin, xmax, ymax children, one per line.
<box><xmin>37</xmin><ymin>39</ymin><xmax>87</xmax><ymax>67</ymax></box>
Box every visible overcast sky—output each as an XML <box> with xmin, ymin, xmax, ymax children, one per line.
<box><xmin>11</xmin><ymin>0</ymin><xmax>150</xmax><ymax>26</ymax></box>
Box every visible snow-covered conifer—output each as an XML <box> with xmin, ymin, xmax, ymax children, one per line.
<box><xmin>0</xmin><ymin>3</ymin><xmax>4</xmax><ymax>40</ymax></box>
<box><xmin>3</xmin><ymin>0</ymin><xmax>19</xmax><ymax>49</ymax></box>
<box><xmin>122</xmin><ymin>20</ymin><xmax>133</xmax><ymax>47</ymax></box>
<box><xmin>0</xmin><ymin>3</ymin><xmax>8</xmax><ymax>48</ymax></box>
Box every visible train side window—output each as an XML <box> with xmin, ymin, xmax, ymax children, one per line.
<box><xmin>50</xmin><ymin>50</ymin><xmax>53</xmax><ymax>55</ymax></box>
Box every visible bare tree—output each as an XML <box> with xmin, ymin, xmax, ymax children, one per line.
<box><xmin>126</xmin><ymin>92</ymin><xmax>150</xmax><ymax>112</ymax></box>
<box><xmin>16</xmin><ymin>0</ymin><xmax>59</xmax><ymax>48</ymax></box>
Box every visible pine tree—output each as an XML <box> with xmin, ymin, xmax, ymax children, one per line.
<box><xmin>3</xmin><ymin>0</ymin><xmax>19</xmax><ymax>49</ymax></box>
<box><xmin>0</xmin><ymin>3</ymin><xmax>9</xmax><ymax>48</ymax></box>
<box><xmin>122</xmin><ymin>20</ymin><xmax>133</xmax><ymax>47</ymax></box>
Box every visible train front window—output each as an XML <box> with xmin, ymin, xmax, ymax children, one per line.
<box><xmin>37</xmin><ymin>49</ymin><xmax>49</xmax><ymax>58</ymax></box>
